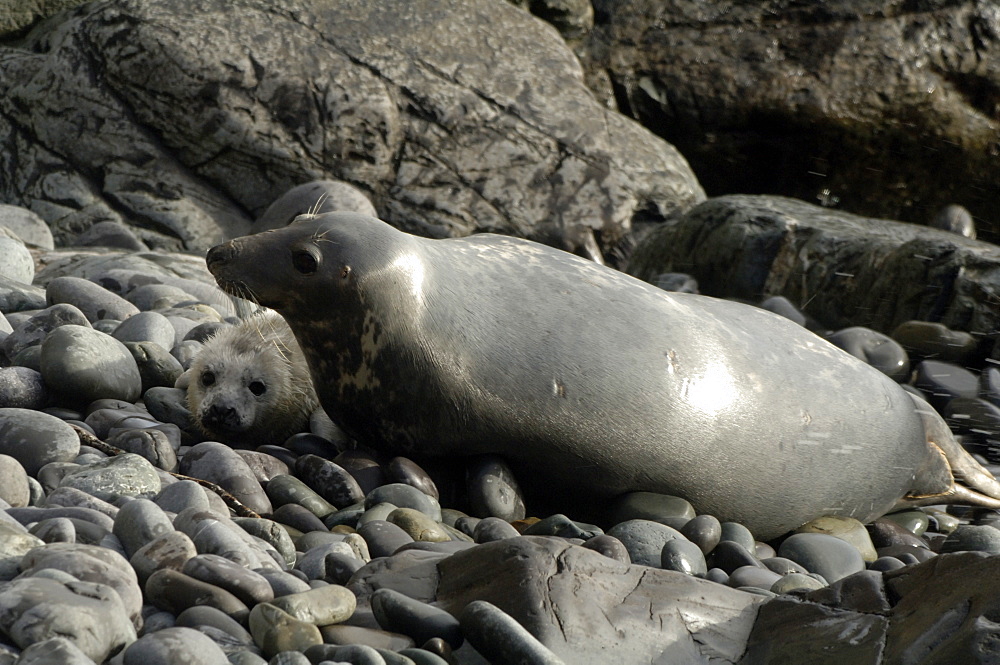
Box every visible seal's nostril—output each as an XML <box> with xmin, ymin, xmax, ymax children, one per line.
<box><xmin>206</xmin><ymin>243</ymin><xmax>237</xmax><ymax>272</ymax></box>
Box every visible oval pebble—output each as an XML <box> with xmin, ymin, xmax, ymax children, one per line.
<box><xmin>386</xmin><ymin>456</ymin><xmax>439</xmax><ymax>500</ymax></box>
<box><xmin>522</xmin><ymin>514</ymin><xmax>602</xmax><ymax>540</ymax></box>
<box><xmin>0</xmin><ymin>366</ymin><xmax>48</xmax><ymax>409</ymax></box>
<box><xmin>771</xmin><ymin>572</ymin><xmax>827</xmax><ymax>594</ymax></box>
<box><xmin>112</xmin><ymin>311</ymin><xmax>176</xmax><ymax>349</ymax></box>
<box><xmin>182</xmin><ymin>553</ymin><xmax>275</xmax><ymax>606</ymax></box>
<box><xmin>15</xmin><ymin>636</ymin><xmax>97</xmax><ymax>665</ymax></box>
<box><xmin>125</xmin><ymin>341</ymin><xmax>185</xmax><ymax>392</ymax></box>
<box><xmin>371</xmin><ymin>587</ymin><xmax>462</xmax><ymax>649</ymax></box>
<box><xmin>460</xmin><ymin>600</ymin><xmax>564</xmax><ymax>665</ymax></box>
<box><xmin>358</xmin><ymin>520</ymin><xmax>415</xmax><ymax>558</ymax></box>
<box><xmin>270</xmin><ymin>583</ymin><xmax>357</xmax><ymax>625</ymax></box>
<box><xmin>719</xmin><ymin>522</ymin><xmax>756</xmax><ymax>552</ymax></box>
<box><xmin>59</xmin><ymin>452</ymin><xmax>162</xmax><ymax>500</ymax></box>
<box><xmin>145</xmin><ymin>568</ymin><xmax>249</xmax><ymax>621</ymax></box>
<box><xmin>2</xmin><ymin>303</ymin><xmax>91</xmax><ymax>362</ymax></box>
<box><xmin>46</xmin><ymin>276</ymin><xmax>140</xmax><ymax>323</ymax></box>
<box><xmin>40</xmin><ymin>325</ymin><xmax>142</xmax><ymax>404</ymax></box>
<box><xmin>175</xmin><ymin>605</ymin><xmax>254</xmax><ymax>644</ymax></box>
<box><xmin>465</xmin><ymin>455</ymin><xmax>526</xmax><ymax>521</ymax></box>
<box><xmin>293</xmin><ymin>454</ymin><xmax>365</xmax><ymax>509</ymax></box>
<box><xmin>122</xmin><ymin>626</ymin><xmax>230</xmax><ymax>665</ymax></box>
<box><xmin>939</xmin><ymin>524</ymin><xmax>1000</xmax><ymax>554</ymax></box>
<box><xmin>266</xmin><ymin>474</ymin><xmax>336</xmax><ymax>519</ymax></box>
<box><xmin>581</xmin><ymin>534</ymin><xmax>630</xmax><ymax>563</ymax></box>
<box><xmin>249</xmin><ymin>603</ymin><xmax>323</xmax><ymax>659</ymax></box>
<box><xmin>794</xmin><ymin>515</ymin><xmax>878</xmax><ymax>562</ymax></box>
<box><xmin>366</xmin><ymin>483</ymin><xmax>442</xmax><ymax>522</ymax></box>
<box><xmin>826</xmin><ymin>326</ymin><xmax>909</xmax><ymax>381</ymax></box>
<box><xmin>388</xmin><ymin>507</ymin><xmax>451</xmax><ymax>543</ymax></box>
<box><xmin>473</xmin><ymin>517</ymin><xmax>521</xmax><ymax>544</ymax></box>
<box><xmin>912</xmin><ymin>359</ymin><xmax>978</xmax><ymax>411</ymax></box>
<box><xmin>0</xmin><ymin>407</ymin><xmax>81</xmax><ymax>475</ymax></box>
<box><xmin>778</xmin><ymin>533</ymin><xmax>865</xmax><ymax>584</ymax></box>
<box><xmin>130</xmin><ymin>530</ymin><xmax>198</xmax><ymax>586</ymax></box>
<box><xmin>0</xmin><ymin>453</ymin><xmax>30</xmax><ymax>507</ymax></box>
<box><xmin>728</xmin><ymin>565</ymin><xmax>782</xmax><ymax>590</ymax></box>
<box><xmin>606</xmin><ymin>519</ymin><xmax>684</xmax><ymax>567</ymax></box>
<box><xmin>608</xmin><ymin>491</ymin><xmax>695</xmax><ymax>528</ymax></box>
<box><xmin>113</xmin><ymin>497</ymin><xmax>175</xmax><ymax>558</ymax></box>
<box><xmin>0</xmin><ymin>236</ymin><xmax>34</xmax><ymax>284</ymax></box>
<box><xmin>709</xmin><ymin>541</ymin><xmax>764</xmax><ymax>574</ymax></box>
<box><xmin>661</xmin><ymin>538</ymin><xmax>708</xmax><ymax>576</ymax></box>
<box><xmin>333</xmin><ymin>450</ymin><xmax>386</xmax><ymax>495</ymax></box>
<box><xmin>892</xmin><ymin>320</ymin><xmax>980</xmax><ymax>364</ymax></box>
<box><xmin>180</xmin><ymin>442</ymin><xmax>272</xmax><ymax>516</ymax></box>
<box><xmin>681</xmin><ymin>514</ymin><xmax>722</xmax><ymax>555</ymax></box>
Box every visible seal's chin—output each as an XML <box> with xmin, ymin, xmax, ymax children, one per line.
<box><xmin>214</xmin><ymin>278</ymin><xmax>258</xmax><ymax>304</ymax></box>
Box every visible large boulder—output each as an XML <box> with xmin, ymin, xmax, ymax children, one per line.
<box><xmin>627</xmin><ymin>195</ymin><xmax>1000</xmax><ymax>337</ymax></box>
<box><xmin>351</xmin><ymin>536</ymin><xmax>764</xmax><ymax>665</ymax></box>
<box><xmin>0</xmin><ymin>0</ymin><xmax>703</xmax><ymax>263</ymax></box>
<box><xmin>580</xmin><ymin>0</ymin><xmax>1000</xmax><ymax>240</ymax></box>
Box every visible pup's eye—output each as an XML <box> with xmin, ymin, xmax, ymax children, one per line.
<box><xmin>249</xmin><ymin>381</ymin><xmax>267</xmax><ymax>396</ymax></box>
<box><xmin>201</xmin><ymin>371</ymin><xmax>215</xmax><ymax>387</ymax></box>
<box><xmin>341</xmin><ymin>265</ymin><xmax>351</xmax><ymax>279</ymax></box>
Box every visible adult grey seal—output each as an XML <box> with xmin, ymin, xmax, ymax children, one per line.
<box><xmin>206</xmin><ymin>212</ymin><xmax>1000</xmax><ymax>538</ymax></box>
<box><xmin>187</xmin><ymin>311</ymin><xmax>319</xmax><ymax>447</ymax></box>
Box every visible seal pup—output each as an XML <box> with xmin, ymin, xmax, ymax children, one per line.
<box><xmin>206</xmin><ymin>212</ymin><xmax>1000</xmax><ymax>538</ymax></box>
<box><xmin>187</xmin><ymin>311</ymin><xmax>319</xmax><ymax>447</ymax></box>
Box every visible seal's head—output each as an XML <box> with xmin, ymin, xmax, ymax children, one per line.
<box><xmin>186</xmin><ymin>311</ymin><xmax>318</xmax><ymax>446</ymax></box>
<box><xmin>207</xmin><ymin>212</ymin><xmax>406</xmax><ymax>315</ymax></box>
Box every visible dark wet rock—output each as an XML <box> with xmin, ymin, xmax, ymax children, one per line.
<box><xmin>805</xmin><ymin>569</ymin><xmax>889</xmax><ymax>615</ymax></box>
<box><xmin>883</xmin><ymin>552</ymin><xmax>1000</xmax><ymax>664</ymax></box>
<box><xmin>473</xmin><ymin>517</ymin><xmax>521</xmax><ymax>544</ymax></box>
<box><xmin>582</xmin><ymin>1</ymin><xmax>1000</xmax><ymax>237</ymax></box>
<box><xmin>522</xmin><ymin>514</ymin><xmax>602</xmax><ymax>540</ymax></box>
<box><xmin>607</xmin><ymin>492</ymin><xmax>695</xmax><ymax>528</ymax></box>
<box><xmin>358</xmin><ymin>520</ymin><xmax>416</xmax><ymax>559</ymax></box>
<box><xmin>661</xmin><ymin>538</ymin><xmax>707</xmax><ymax>577</ymax></box>
<box><xmin>386</xmin><ymin>457</ymin><xmax>439</xmax><ymax>501</ymax></box>
<box><xmin>465</xmin><ymin>455</ymin><xmax>526</xmax><ymax>521</ymax></box>
<box><xmin>866</xmin><ymin>518</ymin><xmax>931</xmax><ymax>550</ymax></box>
<box><xmin>371</xmin><ymin>587</ymin><xmax>462</xmax><ymax>649</ymax></box>
<box><xmin>627</xmin><ymin>195</ymin><xmax>1000</xmax><ymax>336</ymax></box>
<box><xmin>272</xmin><ymin>503</ymin><xmax>327</xmax><ymax>534</ymax></box>
<box><xmin>825</xmin><ymin>327</ymin><xmax>909</xmax><ymax>382</ymax></box>
<box><xmin>681</xmin><ymin>514</ymin><xmax>722</xmax><ymax>555</ymax></box>
<box><xmin>709</xmin><ymin>541</ymin><xmax>764</xmax><ymax>575</ymax></box>
<box><xmin>0</xmin><ymin>0</ymin><xmax>700</xmax><ymax>262</ymax></box>
<box><xmin>334</xmin><ymin>450</ymin><xmax>386</xmax><ymax>496</ymax></box>
<box><xmin>0</xmin><ymin>408</ymin><xmax>81</xmax><ymax>475</ymax></box>
<box><xmin>892</xmin><ymin>320</ymin><xmax>981</xmax><ymax>365</ymax></box>
<box><xmin>939</xmin><ymin>524</ymin><xmax>1000</xmax><ymax>554</ymax></box>
<box><xmin>914</xmin><ymin>360</ymin><xmax>978</xmax><ymax>411</ymax></box>
<box><xmin>460</xmin><ymin>600</ymin><xmax>562</xmax><ymax>664</ymax></box>
<box><xmin>293</xmin><ymin>454</ymin><xmax>364</xmax><ymax>509</ymax></box>
<box><xmin>779</xmin><ymin>533</ymin><xmax>866</xmax><ymax>585</ymax></box>
<box><xmin>580</xmin><ymin>533</ymin><xmax>630</xmax><ymax>564</ymax></box>
<box><xmin>40</xmin><ymin>325</ymin><xmax>142</xmax><ymax>405</ymax></box>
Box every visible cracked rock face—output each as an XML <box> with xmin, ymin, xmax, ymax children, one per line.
<box><xmin>0</xmin><ymin>0</ymin><xmax>703</xmax><ymax>262</ymax></box>
<box><xmin>351</xmin><ymin>536</ymin><xmax>764</xmax><ymax>665</ymax></box>
<box><xmin>580</xmin><ymin>0</ymin><xmax>1000</xmax><ymax>241</ymax></box>
<box><xmin>626</xmin><ymin>195</ymin><xmax>1000</xmax><ymax>337</ymax></box>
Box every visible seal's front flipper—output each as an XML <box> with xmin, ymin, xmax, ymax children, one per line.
<box><xmin>896</xmin><ymin>392</ymin><xmax>1000</xmax><ymax>511</ymax></box>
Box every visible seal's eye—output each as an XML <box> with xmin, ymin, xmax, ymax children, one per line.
<box><xmin>292</xmin><ymin>248</ymin><xmax>319</xmax><ymax>275</ymax></box>
<box><xmin>249</xmin><ymin>380</ymin><xmax>267</xmax><ymax>396</ymax></box>
<box><xmin>340</xmin><ymin>265</ymin><xmax>351</xmax><ymax>279</ymax></box>
<box><xmin>201</xmin><ymin>371</ymin><xmax>215</xmax><ymax>387</ymax></box>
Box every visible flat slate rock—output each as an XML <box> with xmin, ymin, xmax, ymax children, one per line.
<box><xmin>355</xmin><ymin>536</ymin><xmax>764</xmax><ymax>665</ymax></box>
<box><xmin>627</xmin><ymin>194</ymin><xmax>1000</xmax><ymax>336</ymax></box>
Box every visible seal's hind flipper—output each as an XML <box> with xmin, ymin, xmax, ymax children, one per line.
<box><xmin>897</xmin><ymin>392</ymin><xmax>1000</xmax><ymax>510</ymax></box>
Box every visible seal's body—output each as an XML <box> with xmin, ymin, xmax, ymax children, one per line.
<box><xmin>187</xmin><ymin>311</ymin><xmax>318</xmax><ymax>446</ymax></box>
<box><xmin>208</xmin><ymin>213</ymin><xmax>1000</xmax><ymax>538</ymax></box>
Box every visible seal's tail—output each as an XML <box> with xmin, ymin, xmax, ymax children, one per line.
<box><xmin>896</xmin><ymin>392</ymin><xmax>1000</xmax><ymax>510</ymax></box>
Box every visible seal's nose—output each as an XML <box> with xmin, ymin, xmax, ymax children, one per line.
<box><xmin>206</xmin><ymin>242</ymin><xmax>238</xmax><ymax>275</ymax></box>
